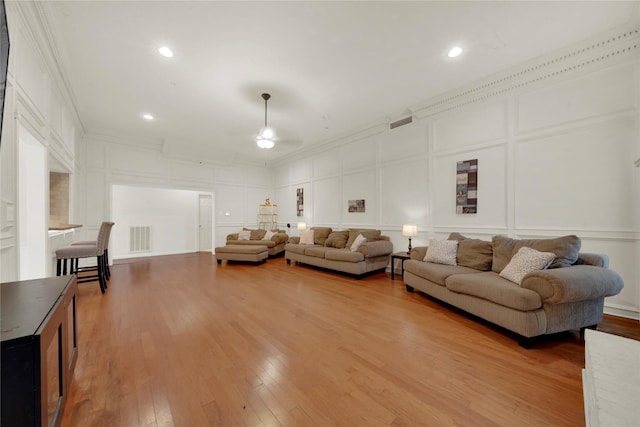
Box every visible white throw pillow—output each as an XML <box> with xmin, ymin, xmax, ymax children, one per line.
<box><xmin>500</xmin><ymin>246</ymin><xmax>556</xmax><ymax>285</ymax></box>
<box><xmin>424</xmin><ymin>239</ymin><xmax>458</xmax><ymax>265</ymax></box>
<box><xmin>350</xmin><ymin>234</ymin><xmax>367</xmax><ymax>251</ymax></box>
<box><xmin>238</xmin><ymin>230</ymin><xmax>251</xmax><ymax>241</ymax></box>
<box><xmin>300</xmin><ymin>229</ymin><xmax>315</xmax><ymax>245</ymax></box>
<box><xmin>263</xmin><ymin>230</ymin><xmax>275</xmax><ymax>240</ymax></box>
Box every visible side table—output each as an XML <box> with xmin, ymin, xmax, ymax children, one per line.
<box><xmin>390</xmin><ymin>251</ymin><xmax>411</xmax><ymax>280</ymax></box>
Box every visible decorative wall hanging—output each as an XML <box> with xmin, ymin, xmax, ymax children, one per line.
<box><xmin>456</xmin><ymin>159</ymin><xmax>478</xmax><ymax>214</ymax></box>
<box><xmin>348</xmin><ymin>199</ymin><xmax>365</xmax><ymax>213</ymax></box>
<box><xmin>296</xmin><ymin>188</ymin><xmax>304</xmax><ymax>217</ymax></box>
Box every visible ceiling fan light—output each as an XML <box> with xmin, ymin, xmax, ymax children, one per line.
<box><xmin>257</xmin><ymin>138</ymin><xmax>275</xmax><ymax>149</ymax></box>
<box><xmin>259</xmin><ymin>126</ymin><xmax>275</xmax><ymax>140</ymax></box>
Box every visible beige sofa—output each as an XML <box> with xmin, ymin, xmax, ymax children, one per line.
<box><xmin>403</xmin><ymin>233</ymin><xmax>624</xmax><ymax>348</ymax></box>
<box><xmin>285</xmin><ymin>227</ymin><xmax>393</xmax><ymax>278</ymax></box>
<box><xmin>225</xmin><ymin>228</ymin><xmax>289</xmax><ymax>256</ymax></box>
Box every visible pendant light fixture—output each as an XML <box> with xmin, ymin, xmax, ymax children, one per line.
<box><xmin>256</xmin><ymin>93</ymin><xmax>275</xmax><ymax>149</ymax></box>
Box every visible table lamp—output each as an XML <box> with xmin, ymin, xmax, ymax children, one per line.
<box><xmin>402</xmin><ymin>224</ymin><xmax>417</xmax><ymax>254</ymax></box>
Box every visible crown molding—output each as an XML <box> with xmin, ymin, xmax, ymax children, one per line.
<box><xmin>411</xmin><ymin>24</ymin><xmax>640</xmax><ymax>120</ymax></box>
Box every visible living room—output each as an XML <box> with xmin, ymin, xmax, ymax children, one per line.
<box><xmin>0</xmin><ymin>1</ymin><xmax>639</xmax><ymax>426</ymax></box>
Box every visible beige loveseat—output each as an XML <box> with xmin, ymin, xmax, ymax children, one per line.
<box><xmin>225</xmin><ymin>228</ymin><xmax>289</xmax><ymax>256</ymax></box>
<box><xmin>403</xmin><ymin>233</ymin><xmax>624</xmax><ymax>348</ymax></box>
<box><xmin>285</xmin><ymin>227</ymin><xmax>393</xmax><ymax>278</ymax></box>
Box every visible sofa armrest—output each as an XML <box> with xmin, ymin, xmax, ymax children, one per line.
<box><xmin>226</xmin><ymin>233</ymin><xmax>239</xmax><ymax>241</ymax></box>
<box><xmin>289</xmin><ymin>236</ymin><xmax>301</xmax><ymax>244</ymax></box>
<box><xmin>358</xmin><ymin>240</ymin><xmax>393</xmax><ymax>258</ymax></box>
<box><xmin>271</xmin><ymin>232</ymin><xmax>289</xmax><ymax>245</ymax></box>
<box><xmin>410</xmin><ymin>246</ymin><xmax>428</xmax><ymax>261</ymax></box>
<box><xmin>574</xmin><ymin>252</ymin><xmax>609</xmax><ymax>268</ymax></box>
<box><xmin>521</xmin><ymin>265</ymin><xmax>624</xmax><ymax>304</ymax></box>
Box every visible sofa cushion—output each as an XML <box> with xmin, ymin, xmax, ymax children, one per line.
<box><xmin>448</xmin><ymin>232</ymin><xmax>493</xmax><ymax>271</ymax></box>
<box><xmin>238</xmin><ymin>230</ymin><xmax>251</xmax><ymax>241</ymax></box>
<box><xmin>346</xmin><ymin>229</ymin><xmax>381</xmax><ymax>248</ymax></box>
<box><xmin>243</xmin><ymin>228</ymin><xmax>267</xmax><ymax>240</ymax></box>
<box><xmin>358</xmin><ymin>240</ymin><xmax>393</xmax><ymax>258</ymax></box>
<box><xmin>325</xmin><ymin>231</ymin><xmax>349</xmax><ymax>248</ymax></box>
<box><xmin>492</xmin><ymin>235</ymin><xmax>581</xmax><ymax>273</ymax></box>
<box><xmin>304</xmin><ymin>246</ymin><xmax>332</xmax><ymax>258</ymax></box>
<box><xmin>311</xmin><ymin>227</ymin><xmax>332</xmax><ymax>245</ymax></box>
<box><xmin>300</xmin><ymin>229</ymin><xmax>315</xmax><ymax>245</ymax></box>
<box><xmin>445</xmin><ymin>272</ymin><xmax>543</xmax><ymax>311</ymax></box>
<box><xmin>499</xmin><ymin>246</ymin><xmax>555</xmax><ymax>285</ymax></box>
<box><xmin>263</xmin><ymin>230</ymin><xmax>275</xmax><ymax>240</ymax></box>
<box><xmin>424</xmin><ymin>239</ymin><xmax>458</xmax><ymax>266</ymax></box>
<box><xmin>325</xmin><ymin>249</ymin><xmax>365</xmax><ymax>263</ymax></box>
<box><xmin>403</xmin><ymin>260</ymin><xmax>479</xmax><ymax>286</ymax></box>
<box><xmin>227</xmin><ymin>240</ymin><xmax>276</xmax><ymax>248</ymax></box>
<box><xmin>285</xmin><ymin>243</ymin><xmax>309</xmax><ymax>255</ymax></box>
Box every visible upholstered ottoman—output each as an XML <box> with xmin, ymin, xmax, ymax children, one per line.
<box><xmin>215</xmin><ymin>245</ymin><xmax>268</xmax><ymax>264</ymax></box>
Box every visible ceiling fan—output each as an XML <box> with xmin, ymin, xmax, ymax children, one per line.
<box><xmin>254</xmin><ymin>92</ymin><xmax>302</xmax><ymax>152</ymax></box>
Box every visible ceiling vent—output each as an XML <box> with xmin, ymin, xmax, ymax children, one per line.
<box><xmin>389</xmin><ymin>116</ymin><xmax>413</xmax><ymax>130</ymax></box>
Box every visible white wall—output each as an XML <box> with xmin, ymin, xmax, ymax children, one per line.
<box><xmin>0</xmin><ymin>2</ymin><xmax>81</xmax><ymax>282</ymax></box>
<box><xmin>111</xmin><ymin>185</ymin><xmax>202</xmax><ymax>259</ymax></box>
<box><xmin>78</xmin><ymin>134</ymin><xmax>272</xmax><ymax>252</ymax></box>
<box><xmin>18</xmin><ymin>124</ymin><xmax>47</xmax><ymax>279</ymax></box>
<box><xmin>272</xmin><ymin>25</ymin><xmax>640</xmax><ymax>319</ymax></box>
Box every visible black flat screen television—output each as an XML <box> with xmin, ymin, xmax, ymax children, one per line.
<box><xmin>0</xmin><ymin>0</ymin><xmax>10</xmax><ymax>149</ymax></box>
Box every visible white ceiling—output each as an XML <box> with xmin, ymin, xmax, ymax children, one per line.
<box><xmin>43</xmin><ymin>1</ymin><xmax>638</xmax><ymax>164</ymax></box>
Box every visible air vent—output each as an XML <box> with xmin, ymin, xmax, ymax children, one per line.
<box><xmin>129</xmin><ymin>226</ymin><xmax>151</xmax><ymax>253</ymax></box>
<box><xmin>389</xmin><ymin>116</ymin><xmax>413</xmax><ymax>130</ymax></box>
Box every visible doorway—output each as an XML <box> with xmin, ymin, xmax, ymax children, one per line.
<box><xmin>198</xmin><ymin>194</ymin><xmax>213</xmax><ymax>251</ymax></box>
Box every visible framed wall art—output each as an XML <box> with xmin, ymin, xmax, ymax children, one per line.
<box><xmin>296</xmin><ymin>188</ymin><xmax>304</xmax><ymax>217</ymax></box>
<box><xmin>348</xmin><ymin>199</ymin><xmax>365</xmax><ymax>213</ymax></box>
<box><xmin>456</xmin><ymin>159</ymin><xmax>477</xmax><ymax>214</ymax></box>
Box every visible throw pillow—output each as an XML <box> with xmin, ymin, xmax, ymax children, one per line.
<box><xmin>350</xmin><ymin>234</ymin><xmax>367</xmax><ymax>251</ymax></box>
<box><xmin>300</xmin><ymin>229</ymin><xmax>315</xmax><ymax>245</ymax></box>
<box><xmin>263</xmin><ymin>230</ymin><xmax>275</xmax><ymax>241</ymax></box>
<box><xmin>324</xmin><ymin>231</ymin><xmax>349</xmax><ymax>249</ymax></box>
<box><xmin>448</xmin><ymin>232</ymin><xmax>493</xmax><ymax>271</ymax></box>
<box><xmin>424</xmin><ymin>239</ymin><xmax>458</xmax><ymax>266</ymax></box>
<box><xmin>492</xmin><ymin>235</ymin><xmax>581</xmax><ymax>273</ymax></box>
<box><xmin>238</xmin><ymin>230</ymin><xmax>251</xmax><ymax>241</ymax></box>
<box><xmin>499</xmin><ymin>246</ymin><xmax>556</xmax><ymax>285</ymax></box>
<box><xmin>311</xmin><ymin>227</ymin><xmax>332</xmax><ymax>245</ymax></box>
<box><xmin>243</xmin><ymin>227</ymin><xmax>267</xmax><ymax>240</ymax></box>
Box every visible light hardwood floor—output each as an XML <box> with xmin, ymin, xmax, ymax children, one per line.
<box><xmin>61</xmin><ymin>252</ymin><xmax>640</xmax><ymax>427</ymax></box>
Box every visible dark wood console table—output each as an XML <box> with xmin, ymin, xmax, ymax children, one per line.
<box><xmin>1</xmin><ymin>275</ymin><xmax>78</xmax><ymax>427</ymax></box>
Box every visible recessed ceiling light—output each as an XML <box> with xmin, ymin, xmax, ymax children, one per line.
<box><xmin>143</xmin><ymin>114</ymin><xmax>154</xmax><ymax>120</ymax></box>
<box><xmin>448</xmin><ymin>46</ymin><xmax>463</xmax><ymax>58</ymax></box>
<box><xmin>158</xmin><ymin>46</ymin><xmax>173</xmax><ymax>58</ymax></box>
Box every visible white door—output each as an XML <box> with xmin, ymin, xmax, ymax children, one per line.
<box><xmin>198</xmin><ymin>195</ymin><xmax>213</xmax><ymax>251</ymax></box>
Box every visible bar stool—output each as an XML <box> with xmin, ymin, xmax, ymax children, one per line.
<box><xmin>71</xmin><ymin>222</ymin><xmax>114</xmax><ymax>279</ymax></box>
<box><xmin>55</xmin><ymin>222</ymin><xmax>113</xmax><ymax>294</ymax></box>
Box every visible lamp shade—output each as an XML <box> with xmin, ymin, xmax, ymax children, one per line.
<box><xmin>297</xmin><ymin>222</ymin><xmax>307</xmax><ymax>231</ymax></box>
<box><xmin>402</xmin><ymin>224</ymin><xmax>417</xmax><ymax>237</ymax></box>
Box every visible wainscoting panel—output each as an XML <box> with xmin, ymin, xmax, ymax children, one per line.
<box><xmin>514</xmin><ymin>117</ymin><xmax>637</xmax><ymax>231</ymax></box>
<box><xmin>432</xmin><ymin>145</ymin><xmax>507</xmax><ymax>229</ymax></box>
<box><xmin>290</xmin><ymin>157</ymin><xmax>313</xmax><ymax>184</ymax></box>
<box><xmin>379</xmin><ymin>122</ymin><xmax>427</xmax><ymax>164</ymax></box>
<box><xmin>85</xmin><ymin>171</ymin><xmax>106</xmax><ymax>225</ymax></box>
<box><xmin>170</xmin><ymin>159</ymin><xmax>215</xmax><ymax>183</ymax></box>
<box><xmin>380</xmin><ymin>159</ymin><xmax>428</xmax><ymax>227</ymax></box>
<box><xmin>342</xmin><ymin>170</ymin><xmax>377</xmax><ymax>225</ymax></box>
<box><xmin>110</xmin><ymin>144</ymin><xmax>168</xmax><ymax>177</ymax></box>
<box><xmin>313</xmin><ymin>148</ymin><xmax>341</xmax><ymax>179</ymax></box>
<box><xmin>313</xmin><ymin>177</ymin><xmax>341</xmax><ymax>225</ymax></box>
<box><xmin>85</xmin><ymin>141</ymin><xmax>106</xmax><ymax>169</ymax></box>
<box><xmin>516</xmin><ymin>64</ymin><xmax>636</xmax><ymax>134</ymax></box>
<box><xmin>433</xmin><ymin>100</ymin><xmax>508</xmax><ymax>153</ymax></box>
<box><xmin>339</xmin><ymin>136</ymin><xmax>376</xmax><ymax>171</ymax></box>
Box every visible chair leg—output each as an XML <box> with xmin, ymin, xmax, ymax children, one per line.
<box><xmin>105</xmin><ymin>249</ymin><xmax>111</xmax><ymax>279</ymax></box>
<box><xmin>56</xmin><ymin>259</ymin><xmax>62</xmax><ymax>276</ymax></box>
<box><xmin>97</xmin><ymin>255</ymin><xmax>106</xmax><ymax>294</ymax></box>
<box><xmin>62</xmin><ymin>259</ymin><xmax>68</xmax><ymax>275</ymax></box>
